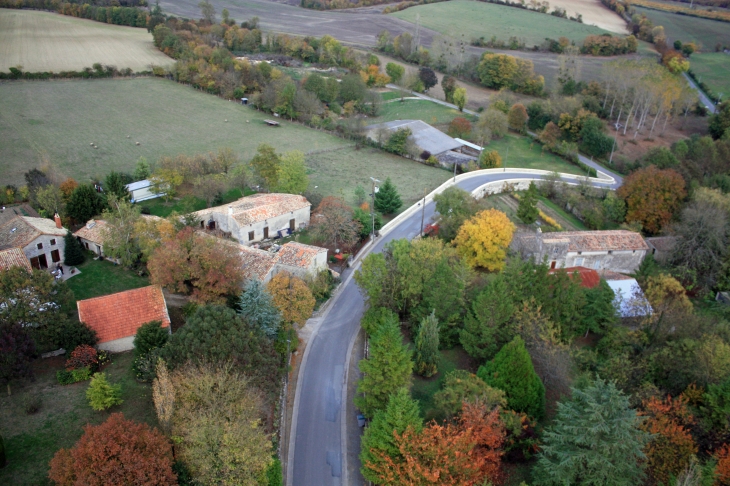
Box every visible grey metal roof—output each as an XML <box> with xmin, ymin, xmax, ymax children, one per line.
<box><xmin>125</xmin><ymin>180</ymin><xmax>152</xmax><ymax>192</ymax></box>
<box><xmin>365</xmin><ymin>120</ymin><xmax>463</xmax><ymax>155</ymax></box>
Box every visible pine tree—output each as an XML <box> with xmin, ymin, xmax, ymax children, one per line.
<box><xmin>374</xmin><ymin>178</ymin><xmax>402</xmax><ymax>215</ymax></box>
<box><xmin>355</xmin><ymin>318</ymin><xmax>413</xmax><ymax>418</ymax></box>
<box><xmin>517</xmin><ymin>181</ymin><xmax>539</xmax><ymax>224</ymax></box>
<box><xmin>477</xmin><ymin>336</ymin><xmax>545</xmax><ymax>419</ymax></box>
<box><xmin>360</xmin><ymin>388</ymin><xmax>423</xmax><ymax>483</ymax></box>
<box><xmin>238</xmin><ymin>279</ymin><xmax>281</xmax><ymax>338</ymax></box>
<box><xmin>460</xmin><ymin>276</ymin><xmax>514</xmax><ymax>361</ymax></box>
<box><xmin>63</xmin><ymin>230</ymin><xmax>85</xmax><ymax>266</ymax></box>
<box><xmin>533</xmin><ymin>378</ymin><xmax>649</xmax><ymax>486</ymax></box>
<box><xmin>86</xmin><ymin>372</ymin><xmax>123</xmax><ymax>411</ymax></box>
<box><xmin>414</xmin><ymin>311</ymin><xmax>440</xmax><ymax>377</ymax></box>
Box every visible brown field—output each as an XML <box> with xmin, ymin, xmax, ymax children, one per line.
<box><xmin>547</xmin><ymin>0</ymin><xmax>628</xmax><ymax>33</ymax></box>
<box><xmin>0</xmin><ymin>10</ymin><xmax>174</xmax><ymax>72</ymax></box>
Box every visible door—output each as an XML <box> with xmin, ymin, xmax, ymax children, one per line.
<box><xmin>263</xmin><ymin>227</ymin><xmax>269</xmax><ymax>239</ymax></box>
<box><xmin>51</xmin><ymin>249</ymin><xmax>60</xmax><ymax>263</ymax></box>
<box><xmin>289</xmin><ymin>218</ymin><xmax>296</xmax><ymax>231</ymax></box>
<box><xmin>34</xmin><ymin>253</ymin><xmax>48</xmax><ymax>269</ymax></box>
<box><xmin>550</xmin><ymin>261</ymin><xmax>556</xmax><ymax>269</ymax></box>
<box><xmin>30</xmin><ymin>256</ymin><xmax>41</xmax><ymax>270</ymax></box>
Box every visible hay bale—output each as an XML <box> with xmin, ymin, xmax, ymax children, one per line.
<box><xmin>126</xmin><ymin>135</ymin><xmax>130</xmax><ymax>138</ymax></box>
<box><xmin>90</xmin><ymin>143</ymin><xmax>94</xmax><ymax>146</ymax></box>
<box><xmin>136</xmin><ymin>142</ymin><xmax>140</xmax><ymax>145</ymax></box>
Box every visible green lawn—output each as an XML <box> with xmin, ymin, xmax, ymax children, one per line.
<box><xmin>139</xmin><ymin>188</ymin><xmax>256</xmax><ymax>217</ymax></box>
<box><xmin>65</xmin><ymin>257</ymin><xmax>150</xmax><ymax>301</ymax></box>
<box><xmin>374</xmin><ymin>98</ymin><xmax>476</xmax><ymax>128</ymax></box>
<box><xmin>0</xmin><ymin>352</ymin><xmax>156</xmax><ymax>486</ymax></box>
<box><xmin>633</xmin><ymin>6</ymin><xmax>730</xmax><ymax>49</ymax></box>
<box><xmin>391</xmin><ymin>0</ymin><xmax>612</xmax><ymax>47</ymax></box>
<box><xmin>411</xmin><ymin>347</ymin><xmax>471</xmax><ymax>422</ymax></box>
<box><xmin>689</xmin><ymin>52</ymin><xmax>730</xmax><ymax>100</ymax></box>
<box><xmin>490</xmin><ymin>134</ymin><xmax>584</xmax><ymax>175</ymax></box>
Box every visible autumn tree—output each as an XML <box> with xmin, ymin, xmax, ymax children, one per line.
<box><xmin>460</xmin><ymin>276</ymin><xmax>514</xmax><ymax>360</ymax></box>
<box><xmin>168</xmin><ymin>363</ymin><xmax>272</xmax><ymax>485</ymax></box>
<box><xmin>447</xmin><ymin>117</ymin><xmax>472</xmax><ymax>139</ymax></box>
<box><xmin>266</xmin><ymin>271</ymin><xmax>315</xmax><ymax>329</ymax></box>
<box><xmin>645</xmin><ymin>274</ymin><xmax>693</xmax><ymax>328</ymax></box>
<box><xmin>100</xmin><ymin>195</ymin><xmax>141</xmax><ymax>268</ymax></box>
<box><xmin>441</xmin><ymin>74</ymin><xmax>457</xmax><ymax>103</ymax></box>
<box><xmin>148</xmin><ymin>227</ymin><xmax>244</xmax><ymax>304</ymax></box>
<box><xmin>355</xmin><ymin>316</ymin><xmax>413</xmax><ymax>418</ymax></box>
<box><xmin>434</xmin><ymin>369</ymin><xmax>506</xmax><ymax>418</ymax></box>
<box><xmin>360</xmin><ymin>388</ymin><xmax>423</xmax><ymax>483</ymax></box>
<box><xmin>59</xmin><ymin>178</ymin><xmax>78</xmax><ymax>203</ymax></box>
<box><xmin>539</xmin><ymin>121</ymin><xmax>561</xmax><ymax>148</ymax></box>
<box><xmin>453</xmin><ymin>88</ymin><xmax>467</xmax><ymax>112</ymax></box>
<box><xmin>478</xmin><ymin>336</ymin><xmax>545</xmax><ymax>419</ymax></box>
<box><xmin>533</xmin><ymin>378</ymin><xmax>648</xmax><ymax>486</ymax></box>
<box><xmin>517</xmin><ymin>181</ymin><xmax>539</xmax><ymax>224</ymax></box>
<box><xmin>374</xmin><ymin>177</ymin><xmax>402</xmax><ymax>215</ymax></box>
<box><xmin>433</xmin><ymin>186</ymin><xmax>479</xmax><ymax>242</ymax></box>
<box><xmin>250</xmin><ymin>144</ymin><xmax>281</xmax><ymax>191</ymax></box>
<box><xmin>640</xmin><ymin>394</ymin><xmax>698</xmax><ymax>485</ymax></box>
<box><xmin>48</xmin><ymin>413</ymin><xmax>176</xmax><ymax>486</ymax></box>
<box><xmin>161</xmin><ymin>305</ymin><xmax>282</xmax><ymax>394</ymax></box>
<box><xmin>419</xmin><ymin>67</ymin><xmax>437</xmax><ymax>91</ymax></box>
<box><xmin>414</xmin><ymin>311</ymin><xmax>439</xmax><ymax>377</ymax></box>
<box><xmin>461</xmin><ymin>401</ymin><xmax>506</xmax><ymax>482</ymax></box>
<box><xmin>617</xmin><ymin>166</ymin><xmax>686</xmax><ymax>234</ymax></box>
<box><xmin>238</xmin><ymin>279</ymin><xmax>281</xmax><ymax>338</ymax></box>
<box><xmin>309</xmin><ymin>197</ymin><xmax>361</xmax><ymax>249</ymax></box>
<box><xmin>453</xmin><ymin>209</ymin><xmax>515</xmax><ymax>271</ymax></box>
<box><xmin>386</xmin><ymin>62</ymin><xmax>405</xmax><ymax>84</ymax></box>
<box><xmin>508</xmin><ymin>103</ymin><xmax>529</xmax><ymax>133</ymax></box>
<box><xmin>715</xmin><ymin>444</ymin><xmax>730</xmax><ymax>485</ymax></box>
<box><xmin>133</xmin><ymin>215</ymin><xmax>176</xmax><ymax>262</ymax></box>
<box><xmin>274</xmin><ymin>150</ymin><xmax>309</xmax><ymax>194</ymax></box>
<box><xmin>479</xmin><ymin>149</ymin><xmax>502</xmax><ymax>169</ymax></box>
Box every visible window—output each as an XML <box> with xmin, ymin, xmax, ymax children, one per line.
<box><xmin>577</xmin><ymin>251</ymin><xmax>582</xmax><ymax>255</ymax></box>
<box><xmin>50</xmin><ymin>239</ymin><xmax>56</xmax><ymax>245</ymax></box>
<box><xmin>36</xmin><ymin>242</ymin><xmax>43</xmax><ymax>250</ymax></box>
<box><xmin>575</xmin><ymin>257</ymin><xmax>584</xmax><ymax>266</ymax></box>
<box><xmin>608</xmin><ymin>250</ymin><xmax>613</xmax><ymax>255</ymax></box>
<box><xmin>593</xmin><ymin>261</ymin><xmax>601</xmax><ymax>270</ymax></box>
<box><xmin>248</xmin><ymin>231</ymin><xmax>255</xmax><ymax>241</ymax></box>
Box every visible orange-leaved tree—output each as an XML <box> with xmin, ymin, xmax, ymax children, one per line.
<box><xmin>48</xmin><ymin>413</ymin><xmax>176</xmax><ymax>486</ymax></box>
<box><xmin>508</xmin><ymin>103</ymin><xmax>529</xmax><ymax>133</ymax></box>
<box><xmin>640</xmin><ymin>394</ymin><xmax>697</xmax><ymax>485</ymax></box>
<box><xmin>267</xmin><ymin>271</ymin><xmax>315</xmax><ymax>328</ymax></box>
<box><xmin>616</xmin><ymin>166</ymin><xmax>686</xmax><ymax>234</ymax></box>
<box><xmin>148</xmin><ymin>227</ymin><xmax>244</xmax><ymax>304</ymax></box>
<box><xmin>460</xmin><ymin>401</ymin><xmax>506</xmax><ymax>483</ymax></box>
<box><xmin>453</xmin><ymin>209</ymin><xmax>515</xmax><ymax>271</ymax></box>
<box><xmin>715</xmin><ymin>443</ymin><xmax>730</xmax><ymax>485</ymax></box>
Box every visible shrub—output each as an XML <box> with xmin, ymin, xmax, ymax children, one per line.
<box><xmin>86</xmin><ymin>372</ymin><xmax>123</xmax><ymax>411</ymax></box>
<box><xmin>479</xmin><ymin>150</ymin><xmax>502</xmax><ymax>169</ymax></box>
<box><xmin>133</xmin><ymin>321</ymin><xmax>169</xmax><ymax>358</ymax></box>
<box><xmin>23</xmin><ymin>394</ymin><xmax>42</xmax><ymax>415</ymax></box>
<box><xmin>66</xmin><ymin>344</ymin><xmax>98</xmax><ymax>372</ymax></box>
<box><xmin>133</xmin><ymin>348</ymin><xmax>162</xmax><ymax>383</ymax></box>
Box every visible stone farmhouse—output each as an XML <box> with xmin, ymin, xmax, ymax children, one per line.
<box><xmin>512</xmin><ymin>229</ymin><xmax>649</xmax><ymax>274</ymax></box>
<box><xmin>74</xmin><ymin>215</ymin><xmax>163</xmax><ymax>260</ymax></box>
<box><xmin>238</xmin><ymin>241</ymin><xmax>328</xmax><ymax>283</ymax></box>
<box><xmin>0</xmin><ymin>214</ymin><xmax>67</xmax><ymax>270</ymax></box>
<box><xmin>194</xmin><ymin>193</ymin><xmax>311</xmax><ymax>246</ymax></box>
<box><xmin>0</xmin><ymin>247</ymin><xmax>33</xmax><ymax>273</ymax></box>
<box><xmin>77</xmin><ymin>285</ymin><xmax>171</xmax><ymax>352</ymax></box>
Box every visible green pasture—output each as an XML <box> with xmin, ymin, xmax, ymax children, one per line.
<box><xmin>391</xmin><ymin>0</ymin><xmax>612</xmax><ymax>47</ymax></box>
<box><xmin>633</xmin><ymin>6</ymin><xmax>730</xmax><ymax>48</ymax></box>
<box><xmin>689</xmin><ymin>52</ymin><xmax>730</xmax><ymax>99</ymax></box>
<box><xmin>489</xmin><ymin>134</ymin><xmax>584</xmax><ymax>175</ymax></box>
<box><xmin>374</xmin><ymin>97</ymin><xmax>476</xmax><ymax>127</ymax></box>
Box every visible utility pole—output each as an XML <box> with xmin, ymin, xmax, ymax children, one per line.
<box><xmin>420</xmin><ymin>188</ymin><xmax>426</xmax><ymax>236</ymax></box>
<box><xmin>453</xmin><ymin>161</ymin><xmax>458</xmax><ymax>182</ymax></box>
<box><xmin>370</xmin><ymin>177</ymin><xmax>381</xmax><ymax>243</ymax></box>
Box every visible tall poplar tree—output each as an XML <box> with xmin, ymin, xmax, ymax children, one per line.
<box><xmin>414</xmin><ymin>311</ymin><xmax>439</xmax><ymax>377</ymax></box>
<box><xmin>355</xmin><ymin>318</ymin><xmax>413</xmax><ymax>418</ymax></box>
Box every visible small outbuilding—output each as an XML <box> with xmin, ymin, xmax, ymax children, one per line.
<box><xmin>365</xmin><ymin>119</ymin><xmax>464</xmax><ymax>157</ymax></box>
<box><xmin>126</xmin><ymin>180</ymin><xmax>164</xmax><ymax>204</ymax></box>
<box><xmin>77</xmin><ymin>285</ymin><xmax>171</xmax><ymax>352</ymax></box>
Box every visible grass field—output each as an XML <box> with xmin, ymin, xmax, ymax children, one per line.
<box><xmin>0</xmin><ymin>10</ymin><xmax>173</xmax><ymax>73</ymax></box>
<box><xmin>375</xmin><ymin>98</ymin><xmax>477</xmax><ymax>127</ymax></box>
<box><xmin>391</xmin><ymin>0</ymin><xmax>612</xmax><ymax>47</ymax></box>
<box><xmin>490</xmin><ymin>134</ymin><xmax>584</xmax><ymax>175</ymax></box>
<box><xmin>65</xmin><ymin>257</ymin><xmax>150</xmax><ymax>301</ymax></box>
<box><xmin>0</xmin><ymin>352</ymin><xmax>156</xmax><ymax>485</ymax></box>
<box><xmin>633</xmin><ymin>6</ymin><xmax>730</xmax><ymax>48</ymax></box>
<box><xmin>0</xmin><ymin>77</ymin><xmax>453</xmax><ymax>207</ymax></box>
<box><xmin>689</xmin><ymin>52</ymin><xmax>730</xmax><ymax>99</ymax></box>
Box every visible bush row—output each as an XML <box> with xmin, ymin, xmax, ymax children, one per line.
<box><xmin>0</xmin><ymin>64</ymin><xmax>151</xmax><ymax>79</ymax></box>
<box><xmin>0</xmin><ymin>0</ymin><xmax>150</xmax><ymax>28</ymax></box>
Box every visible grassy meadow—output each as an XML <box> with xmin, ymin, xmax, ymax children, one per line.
<box><xmin>375</xmin><ymin>97</ymin><xmax>477</xmax><ymax>127</ymax></box>
<box><xmin>391</xmin><ymin>0</ymin><xmax>612</xmax><ymax>47</ymax></box>
<box><xmin>65</xmin><ymin>257</ymin><xmax>150</xmax><ymax>301</ymax></box>
<box><xmin>633</xmin><ymin>6</ymin><xmax>730</xmax><ymax>48</ymax></box>
<box><xmin>689</xmin><ymin>52</ymin><xmax>730</xmax><ymax>99</ymax></box>
<box><xmin>0</xmin><ymin>10</ymin><xmax>173</xmax><ymax>73</ymax></box>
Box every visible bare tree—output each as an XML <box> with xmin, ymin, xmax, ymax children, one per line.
<box><xmin>309</xmin><ymin>197</ymin><xmax>362</xmax><ymax>250</ymax></box>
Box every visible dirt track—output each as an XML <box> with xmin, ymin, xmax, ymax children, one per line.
<box><xmin>160</xmin><ymin>0</ymin><xmax>638</xmax><ymax>85</ymax></box>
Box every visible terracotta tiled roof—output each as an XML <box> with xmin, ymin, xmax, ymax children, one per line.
<box><xmin>77</xmin><ymin>286</ymin><xmax>170</xmax><ymax>344</ymax></box>
<box><xmin>239</xmin><ymin>245</ymin><xmax>277</xmax><ymax>281</ymax></box>
<box><xmin>515</xmin><ymin>230</ymin><xmax>648</xmax><ymax>253</ymax></box>
<box><xmin>0</xmin><ymin>247</ymin><xmax>32</xmax><ymax>273</ymax></box>
<box><xmin>645</xmin><ymin>236</ymin><xmax>676</xmax><ymax>253</ymax></box>
<box><xmin>276</xmin><ymin>242</ymin><xmax>327</xmax><ymax>268</ymax></box>
<box><xmin>194</xmin><ymin>193</ymin><xmax>311</xmax><ymax>226</ymax></box>
<box><xmin>0</xmin><ymin>216</ymin><xmax>66</xmax><ymax>250</ymax></box>
<box><xmin>549</xmin><ymin>266</ymin><xmax>601</xmax><ymax>288</ymax></box>
<box><xmin>600</xmin><ymin>270</ymin><xmax>634</xmax><ymax>281</ymax></box>
<box><xmin>73</xmin><ymin>219</ymin><xmax>108</xmax><ymax>245</ymax></box>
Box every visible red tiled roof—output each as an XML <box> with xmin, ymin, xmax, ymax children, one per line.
<box><xmin>0</xmin><ymin>247</ymin><xmax>32</xmax><ymax>273</ymax></box>
<box><xmin>549</xmin><ymin>266</ymin><xmax>601</xmax><ymax>288</ymax></box>
<box><xmin>276</xmin><ymin>242</ymin><xmax>327</xmax><ymax>268</ymax></box>
<box><xmin>194</xmin><ymin>193</ymin><xmax>310</xmax><ymax>226</ymax></box>
<box><xmin>77</xmin><ymin>286</ymin><xmax>170</xmax><ymax>344</ymax></box>
<box><xmin>559</xmin><ymin>230</ymin><xmax>648</xmax><ymax>252</ymax></box>
<box><xmin>239</xmin><ymin>245</ymin><xmax>278</xmax><ymax>281</ymax></box>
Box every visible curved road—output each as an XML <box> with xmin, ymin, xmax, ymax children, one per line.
<box><xmin>287</xmin><ymin>168</ymin><xmax>620</xmax><ymax>486</ymax></box>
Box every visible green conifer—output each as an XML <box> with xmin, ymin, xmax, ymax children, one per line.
<box><xmin>374</xmin><ymin>178</ymin><xmax>402</xmax><ymax>215</ymax></box>
<box><xmin>63</xmin><ymin>230</ymin><xmax>85</xmax><ymax>266</ymax></box>
<box><xmin>414</xmin><ymin>311</ymin><xmax>440</xmax><ymax>377</ymax></box>
<box><xmin>517</xmin><ymin>181</ymin><xmax>539</xmax><ymax>224</ymax></box>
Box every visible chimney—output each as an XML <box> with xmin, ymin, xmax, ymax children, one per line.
<box><xmin>54</xmin><ymin>213</ymin><xmax>62</xmax><ymax>229</ymax></box>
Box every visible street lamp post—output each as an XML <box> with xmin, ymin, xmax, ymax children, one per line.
<box><xmin>370</xmin><ymin>177</ymin><xmax>381</xmax><ymax>243</ymax></box>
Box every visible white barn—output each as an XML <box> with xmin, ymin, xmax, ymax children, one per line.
<box><xmin>126</xmin><ymin>180</ymin><xmax>164</xmax><ymax>203</ymax></box>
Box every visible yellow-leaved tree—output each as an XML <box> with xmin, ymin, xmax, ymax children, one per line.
<box><xmin>267</xmin><ymin>271</ymin><xmax>316</xmax><ymax>329</ymax></box>
<box><xmin>453</xmin><ymin>209</ymin><xmax>514</xmax><ymax>271</ymax></box>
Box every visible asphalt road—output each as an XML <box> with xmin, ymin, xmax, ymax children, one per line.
<box><xmin>683</xmin><ymin>72</ymin><xmax>718</xmax><ymax>115</ymax></box>
<box><xmin>287</xmin><ymin>169</ymin><xmax>619</xmax><ymax>486</ymax></box>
